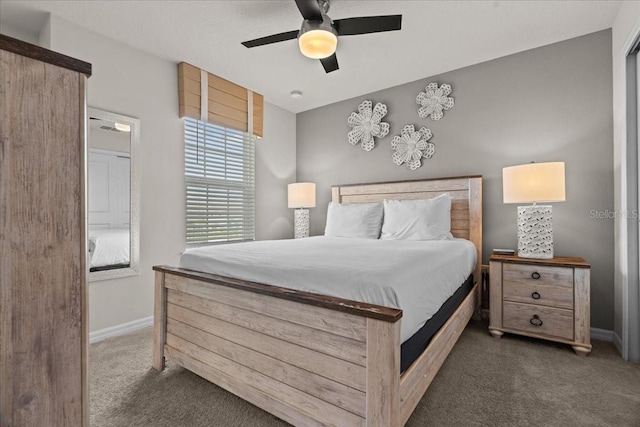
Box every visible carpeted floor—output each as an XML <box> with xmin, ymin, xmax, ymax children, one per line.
<box><xmin>90</xmin><ymin>319</ymin><xmax>640</xmax><ymax>427</ymax></box>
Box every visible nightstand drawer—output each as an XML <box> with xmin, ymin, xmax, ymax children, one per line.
<box><xmin>503</xmin><ymin>301</ymin><xmax>574</xmax><ymax>341</ymax></box>
<box><xmin>503</xmin><ymin>263</ymin><xmax>573</xmax><ymax>288</ymax></box>
<box><xmin>503</xmin><ymin>282</ymin><xmax>573</xmax><ymax>309</ymax></box>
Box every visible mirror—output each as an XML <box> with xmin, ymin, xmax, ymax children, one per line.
<box><xmin>88</xmin><ymin>107</ymin><xmax>140</xmax><ymax>282</ymax></box>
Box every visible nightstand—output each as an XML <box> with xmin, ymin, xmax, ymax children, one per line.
<box><xmin>488</xmin><ymin>254</ymin><xmax>591</xmax><ymax>356</ymax></box>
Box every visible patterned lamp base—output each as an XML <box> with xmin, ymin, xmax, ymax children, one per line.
<box><xmin>517</xmin><ymin>205</ymin><xmax>553</xmax><ymax>259</ymax></box>
<box><xmin>294</xmin><ymin>209</ymin><xmax>310</xmax><ymax>239</ymax></box>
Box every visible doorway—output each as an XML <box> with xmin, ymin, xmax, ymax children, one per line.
<box><xmin>624</xmin><ymin>37</ymin><xmax>640</xmax><ymax>362</ymax></box>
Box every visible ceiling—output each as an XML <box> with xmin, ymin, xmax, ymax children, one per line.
<box><xmin>0</xmin><ymin>0</ymin><xmax>623</xmax><ymax>113</ymax></box>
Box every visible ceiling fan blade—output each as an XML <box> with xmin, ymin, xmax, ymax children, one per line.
<box><xmin>295</xmin><ymin>0</ymin><xmax>323</xmax><ymax>21</ymax></box>
<box><xmin>334</xmin><ymin>15</ymin><xmax>402</xmax><ymax>36</ymax></box>
<box><xmin>241</xmin><ymin>30</ymin><xmax>299</xmax><ymax>48</ymax></box>
<box><xmin>320</xmin><ymin>53</ymin><xmax>339</xmax><ymax>73</ymax></box>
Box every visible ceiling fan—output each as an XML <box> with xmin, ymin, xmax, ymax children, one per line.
<box><xmin>241</xmin><ymin>0</ymin><xmax>402</xmax><ymax>73</ymax></box>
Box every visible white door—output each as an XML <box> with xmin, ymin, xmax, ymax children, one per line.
<box><xmin>637</xmin><ymin>52</ymin><xmax>640</xmax><ymax>354</ymax></box>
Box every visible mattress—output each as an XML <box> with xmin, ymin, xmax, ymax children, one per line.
<box><xmin>401</xmin><ymin>274</ymin><xmax>473</xmax><ymax>372</ymax></box>
<box><xmin>88</xmin><ymin>228</ymin><xmax>130</xmax><ymax>269</ymax></box>
<box><xmin>179</xmin><ymin>236</ymin><xmax>476</xmax><ymax>342</ymax></box>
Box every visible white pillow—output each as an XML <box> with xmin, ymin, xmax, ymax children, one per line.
<box><xmin>324</xmin><ymin>202</ymin><xmax>384</xmax><ymax>239</ymax></box>
<box><xmin>380</xmin><ymin>194</ymin><xmax>453</xmax><ymax>240</ymax></box>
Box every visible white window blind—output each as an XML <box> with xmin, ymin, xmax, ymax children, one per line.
<box><xmin>184</xmin><ymin>118</ymin><xmax>255</xmax><ymax>245</ymax></box>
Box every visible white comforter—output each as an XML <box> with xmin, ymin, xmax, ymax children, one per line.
<box><xmin>88</xmin><ymin>229</ymin><xmax>130</xmax><ymax>268</ymax></box>
<box><xmin>180</xmin><ymin>236</ymin><xmax>476</xmax><ymax>342</ymax></box>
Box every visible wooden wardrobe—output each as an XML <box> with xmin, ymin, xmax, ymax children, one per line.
<box><xmin>0</xmin><ymin>35</ymin><xmax>91</xmax><ymax>426</ymax></box>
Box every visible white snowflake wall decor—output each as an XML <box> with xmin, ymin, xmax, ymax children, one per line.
<box><xmin>416</xmin><ymin>82</ymin><xmax>454</xmax><ymax>120</ymax></box>
<box><xmin>347</xmin><ymin>100</ymin><xmax>390</xmax><ymax>151</ymax></box>
<box><xmin>391</xmin><ymin>124</ymin><xmax>435</xmax><ymax>171</ymax></box>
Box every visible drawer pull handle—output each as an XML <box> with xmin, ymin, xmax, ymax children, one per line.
<box><xmin>531</xmin><ymin>272</ymin><xmax>541</xmax><ymax>280</ymax></box>
<box><xmin>532</xmin><ymin>291</ymin><xmax>541</xmax><ymax>300</ymax></box>
<box><xmin>530</xmin><ymin>315</ymin><xmax>543</xmax><ymax>327</ymax></box>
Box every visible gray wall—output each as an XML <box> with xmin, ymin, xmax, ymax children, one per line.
<box><xmin>256</xmin><ymin>102</ymin><xmax>297</xmax><ymax>240</ymax></box>
<box><xmin>297</xmin><ymin>30</ymin><xmax>614</xmax><ymax>330</ymax></box>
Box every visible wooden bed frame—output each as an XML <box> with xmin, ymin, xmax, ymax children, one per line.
<box><xmin>153</xmin><ymin>175</ymin><xmax>482</xmax><ymax>426</ymax></box>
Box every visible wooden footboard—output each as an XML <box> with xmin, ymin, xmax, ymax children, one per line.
<box><xmin>153</xmin><ymin>267</ymin><xmax>478</xmax><ymax>427</ymax></box>
<box><xmin>153</xmin><ymin>267</ymin><xmax>406</xmax><ymax>426</ymax></box>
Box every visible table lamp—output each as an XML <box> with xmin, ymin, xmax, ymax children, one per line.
<box><xmin>288</xmin><ymin>182</ymin><xmax>316</xmax><ymax>239</ymax></box>
<box><xmin>503</xmin><ymin>162</ymin><xmax>565</xmax><ymax>259</ymax></box>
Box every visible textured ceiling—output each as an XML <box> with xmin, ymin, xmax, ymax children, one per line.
<box><xmin>0</xmin><ymin>0</ymin><xmax>622</xmax><ymax>113</ymax></box>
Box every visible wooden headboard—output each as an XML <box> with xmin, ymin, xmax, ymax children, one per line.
<box><xmin>332</xmin><ymin>175</ymin><xmax>483</xmax><ymax>290</ymax></box>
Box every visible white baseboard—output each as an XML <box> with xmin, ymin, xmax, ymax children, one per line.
<box><xmin>590</xmin><ymin>327</ymin><xmax>614</xmax><ymax>342</ymax></box>
<box><xmin>613</xmin><ymin>331</ymin><xmax>623</xmax><ymax>354</ymax></box>
<box><xmin>89</xmin><ymin>315</ymin><xmax>153</xmax><ymax>344</ymax></box>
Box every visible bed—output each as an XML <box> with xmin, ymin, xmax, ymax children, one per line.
<box><xmin>88</xmin><ymin>228</ymin><xmax>130</xmax><ymax>271</ymax></box>
<box><xmin>153</xmin><ymin>175</ymin><xmax>482</xmax><ymax>426</ymax></box>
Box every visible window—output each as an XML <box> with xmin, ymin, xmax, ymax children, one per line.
<box><xmin>184</xmin><ymin>118</ymin><xmax>255</xmax><ymax>245</ymax></box>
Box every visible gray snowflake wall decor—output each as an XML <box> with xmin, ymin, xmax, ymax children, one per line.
<box><xmin>416</xmin><ymin>83</ymin><xmax>454</xmax><ymax>120</ymax></box>
<box><xmin>347</xmin><ymin>100</ymin><xmax>390</xmax><ymax>151</ymax></box>
<box><xmin>391</xmin><ymin>125</ymin><xmax>435</xmax><ymax>171</ymax></box>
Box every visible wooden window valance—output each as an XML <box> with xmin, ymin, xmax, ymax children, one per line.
<box><xmin>178</xmin><ymin>62</ymin><xmax>264</xmax><ymax>138</ymax></box>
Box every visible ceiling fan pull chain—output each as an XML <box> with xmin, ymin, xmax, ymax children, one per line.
<box><xmin>319</xmin><ymin>0</ymin><xmax>330</xmax><ymax>15</ymax></box>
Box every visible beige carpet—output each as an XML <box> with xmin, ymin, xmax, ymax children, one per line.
<box><xmin>90</xmin><ymin>320</ymin><xmax>640</xmax><ymax>426</ymax></box>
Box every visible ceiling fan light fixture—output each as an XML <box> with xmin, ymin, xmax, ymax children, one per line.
<box><xmin>298</xmin><ymin>18</ymin><xmax>337</xmax><ymax>59</ymax></box>
<box><xmin>114</xmin><ymin>122</ymin><xmax>131</xmax><ymax>132</ymax></box>
<box><xmin>241</xmin><ymin>0</ymin><xmax>402</xmax><ymax>74</ymax></box>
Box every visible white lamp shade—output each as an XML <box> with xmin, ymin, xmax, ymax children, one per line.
<box><xmin>298</xmin><ymin>29</ymin><xmax>337</xmax><ymax>59</ymax></box>
<box><xmin>288</xmin><ymin>183</ymin><xmax>316</xmax><ymax>208</ymax></box>
<box><xmin>503</xmin><ymin>162</ymin><xmax>566</xmax><ymax>204</ymax></box>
